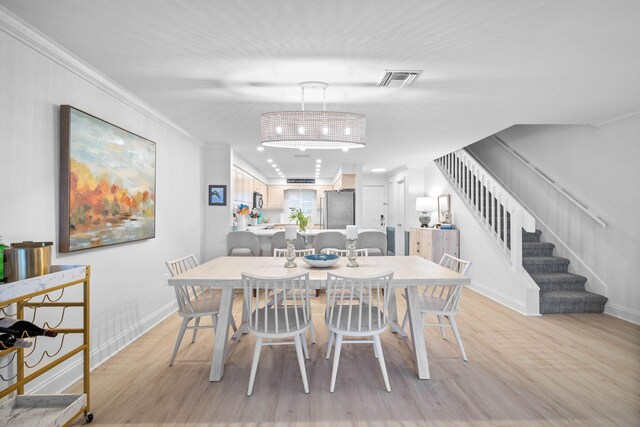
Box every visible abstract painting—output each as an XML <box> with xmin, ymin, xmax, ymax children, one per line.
<box><xmin>209</xmin><ymin>185</ymin><xmax>227</xmax><ymax>206</ymax></box>
<box><xmin>60</xmin><ymin>105</ymin><xmax>156</xmax><ymax>252</ymax></box>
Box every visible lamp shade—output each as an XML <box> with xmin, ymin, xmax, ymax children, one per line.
<box><xmin>415</xmin><ymin>197</ymin><xmax>437</xmax><ymax>212</ymax></box>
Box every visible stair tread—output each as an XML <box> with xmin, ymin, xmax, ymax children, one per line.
<box><xmin>540</xmin><ymin>290</ymin><xmax>608</xmax><ymax>302</ymax></box>
<box><xmin>523</xmin><ymin>256</ymin><xmax>570</xmax><ymax>264</ymax></box>
<box><xmin>522</xmin><ymin>242</ymin><xmax>555</xmax><ymax>248</ymax></box>
<box><xmin>530</xmin><ymin>273</ymin><xmax>587</xmax><ymax>284</ymax></box>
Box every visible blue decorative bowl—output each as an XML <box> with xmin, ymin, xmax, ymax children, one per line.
<box><xmin>302</xmin><ymin>254</ymin><xmax>340</xmax><ymax>268</ymax></box>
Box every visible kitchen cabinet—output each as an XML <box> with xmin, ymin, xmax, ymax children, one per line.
<box><xmin>409</xmin><ymin>227</ymin><xmax>459</xmax><ymax>262</ymax></box>
<box><xmin>333</xmin><ymin>174</ymin><xmax>356</xmax><ymax>190</ymax></box>
<box><xmin>267</xmin><ymin>186</ymin><xmax>285</xmax><ymax>208</ymax></box>
<box><xmin>232</xmin><ymin>166</ymin><xmax>268</xmax><ymax>206</ymax></box>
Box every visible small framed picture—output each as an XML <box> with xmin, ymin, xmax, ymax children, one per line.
<box><xmin>438</xmin><ymin>194</ymin><xmax>451</xmax><ymax>223</ymax></box>
<box><xmin>208</xmin><ymin>185</ymin><xmax>227</xmax><ymax>206</ymax></box>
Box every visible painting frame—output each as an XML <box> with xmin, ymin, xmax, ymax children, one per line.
<box><xmin>59</xmin><ymin>105</ymin><xmax>157</xmax><ymax>253</ymax></box>
<box><xmin>208</xmin><ymin>185</ymin><xmax>227</xmax><ymax>206</ymax></box>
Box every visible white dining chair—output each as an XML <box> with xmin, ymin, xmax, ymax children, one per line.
<box><xmin>242</xmin><ymin>272</ymin><xmax>312</xmax><ymax>396</ymax></box>
<box><xmin>272</xmin><ymin>247</ymin><xmax>317</xmax><ymax>344</ymax></box>
<box><xmin>401</xmin><ymin>253</ymin><xmax>471</xmax><ymax>361</ymax></box>
<box><xmin>325</xmin><ymin>248</ymin><xmax>368</xmax><ymax>257</ymax></box>
<box><xmin>165</xmin><ymin>254</ymin><xmax>237</xmax><ymax>366</ymax></box>
<box><xmin>273</xmin><ymin>248</ymin><xmax>315</xmax><ymax>257</ymax></box>
<box><xmin>325</xmin><ymin>271</ymin><xmax>394</xmax><ymax>392</ymax></box>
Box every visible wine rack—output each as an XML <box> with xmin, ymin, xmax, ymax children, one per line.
<box><xmin>0</xmin><ymin>265</ymin><xmax>92</xmax><ymax>425</ymax></box>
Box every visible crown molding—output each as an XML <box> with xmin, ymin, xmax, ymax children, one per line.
<box><xmin>593</xmin><ymin>110</ymin><xmax>640</xmax><ymax>129</ymax></box>
<box><xmin>0</xmin><ymin>6</ymin><xmax>205</xmax><ymax>148</ymax></box>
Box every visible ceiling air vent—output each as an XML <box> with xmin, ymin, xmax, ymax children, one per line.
<box><xmin>294</xmin><ymin>154</ymin><xmax>311</xmax><ymax>158</ymax></box>
<box><xmin>377</xmin><ymin>70</ymin><xmax>422</xmax><ymax>87</ymax></box>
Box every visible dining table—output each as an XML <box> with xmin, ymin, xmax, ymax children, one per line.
<box><xmin>167</xmin><ymin>255</ymin><xmax>470</xmax><ymax>382</ymax></box>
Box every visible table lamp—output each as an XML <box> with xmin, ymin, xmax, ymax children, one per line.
<box><xmin>415</xmin><ymin>197</ymin><xmax>437</xmax><ymax>228</ymax></box>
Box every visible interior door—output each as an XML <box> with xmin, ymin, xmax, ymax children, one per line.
<box><xmin>396</xmin><ymin>179</ymin><xmax>406</xmax><ymax>255</ymax></box>
<box><xmin>361</xmin><ymin>186</ymin><xmax>386</xmax><ymax>231</ymax></box>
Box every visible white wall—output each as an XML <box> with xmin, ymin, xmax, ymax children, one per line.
<box><xmin>0</xmin><ymin>18</ymin><xmax>203</xmax><ymax>392</ymax></box>
<box><xmin>203</xmin><ymin>145</ymin><xmax>233</xmax><ymax>261</ymax></box>
<box><xmin>424</xmin><ymin>163</ymin><xmax>536</xmax><ymax>314</ymax></box>
<box><xmin>469</xmin><ymin>121</ymin><xmax>640</xmax><ymax>323</ymax></box>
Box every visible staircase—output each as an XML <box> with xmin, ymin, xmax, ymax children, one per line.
<box><xmin>435</xmin><ymin>149</ymin><xmax>608</xmax><ymax>315</ymax></box>
<box><xmin>522</xmin><ymin>229</ymin><xmax>607</xmax><ymax>313</ymax></box>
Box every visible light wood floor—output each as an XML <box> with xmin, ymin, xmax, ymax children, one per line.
<box><xmin>68</xmin><ymin>289</ymin><xmax>640</xmax><ymax>426</ymax></box>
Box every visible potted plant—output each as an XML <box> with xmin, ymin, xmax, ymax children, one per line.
<box><xmin>289</xmin><ymin>208</ymin><xmax>311</xmax><ymax>232</ymax></box>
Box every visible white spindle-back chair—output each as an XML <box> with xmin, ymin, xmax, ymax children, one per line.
<box><xmin>325</xmin><ymin>248</ymin><xmax>368</xmax><ymax>257</ymax></box>
<box><xmin>273</xmin><ymin>248</ymin><xmax>315</xmax><ymax>257</ymax></box>
<box><xmin>271</xmin><ymin>247</ymin><xmax>317</xmax><ymax>344</ymax></box>
<box><xmin>401</xmin><ymin>253</ymin><xmax>471</xmax><ymax>361</ymax></box>
<box><xmin>165</xmin><ymin>255</ymin><xmax>237</xmax><ymax>366</ymax></box>
<box><xmin>324</xmin><ymin>271</ymin><xmax>394</xmax><ymax>392</ymax></box>
<box><xmin>242</xmin><ymin>272</ymin><xmax>312</xmax><ymax>395</ymax></box>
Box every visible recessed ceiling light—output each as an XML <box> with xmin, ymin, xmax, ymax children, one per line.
<box><xmin>316</xmin><ymin>159</ymin><xmax>322</xmax><ymax>163</ymax></box>
<box><xmin>342</xmin><ymin>148</ymin><xmax>349</xmax><ymax>152</ymax></box>
<box><xmin>267</xmin><ymin>159</ymin><xmax>273</xmax><ymax>163</ymax></box>
<box><xmin>276</xmin><ymin>168</ymin><xmax>280</xmax><ymax>172</ymax></box>
<box><xmin>299</xmin><ymin>147</ymin><xmax>306</xmax><ymax>151</ymax></box>
<box><xmin>257</xmin><ymin>146</ymin><xmax>264</xmax><ymax>151</ymax></box>
<box><xmin>371</xmin><ymin>167</ymin><xmax>387</xmax><ymax>173</ymax></box>
<box><xmin>272</xmin><ymin>164</ymin><xmax>277</xmax><ymax>168</ymax></box>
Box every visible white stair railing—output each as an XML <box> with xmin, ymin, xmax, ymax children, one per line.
<box><xmin>435</xmin><ymin>149</ymin><xmax>536</xmax><ymax>271</ymax></box>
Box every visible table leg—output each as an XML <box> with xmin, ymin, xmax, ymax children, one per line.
<box><xmin>405</xmin><ymin>286</ymin><xmax>430</xmax><ymax>379</ymax></box>
<box><xmin>387</xmin><ymin>289</ymin><xmax>407</xmax><ymax>336</ymax></box>
<box><xmin>210</xmin><ymin>287</ymin><xmax>234</xmax><ymax>381</ymax></box>
<box><xmin>231</xmin><ymin>293</ymin><xmax>250</xmax><ymax>340</ymax></box>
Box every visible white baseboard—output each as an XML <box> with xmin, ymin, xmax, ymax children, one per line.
<box><xmin>605</xmin><ymin>303</ymin><xmax>640</xmax><ymax>325</ymax></box>
<box><xmin>468</xmin><ymin>280</ymin><xmax>537</xmax><ymax>317</ymax></box>
<box><xmin>30</xmin><ymin>299</ymin><xmax>177</xmax><ymax>395</ymax></box>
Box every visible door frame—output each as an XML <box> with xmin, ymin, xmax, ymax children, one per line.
<box><xmin>396</xmin><ymin>178</ymin><xmax>406</xmax><ymax>255</ymax></box>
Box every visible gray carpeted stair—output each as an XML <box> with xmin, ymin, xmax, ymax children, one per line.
<box><xmin>521</xmin><ymin>229</ymin><xmax>607</xmax><ymax>314</ymax></box>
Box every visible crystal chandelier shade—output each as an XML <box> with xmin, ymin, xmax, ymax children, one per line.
<box><xmin>260</xmin><ymin>82</ymin><xmax>366</xmax><ymax>150</ymax></box>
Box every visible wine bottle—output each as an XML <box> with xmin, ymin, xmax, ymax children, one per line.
<box><xmin>0</xmin><ymin>318</ymin><xmax>58</xmax><ymax>339</ymax></box>
<box><xmin>0</xmin><ymin>333</ymin><xmax>32</xmax><ymax>349</ymax></box>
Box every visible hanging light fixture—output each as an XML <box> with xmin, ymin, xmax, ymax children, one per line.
<box><xmin>261</xmin><ymin>81</ymin><xmax>366</xmax><ymax>150</ymax></box>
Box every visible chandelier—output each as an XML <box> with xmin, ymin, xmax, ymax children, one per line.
<box><xmin>261</xmin><ymin>81</ymin><xmax>366</xmax><ymax>150</ymax></box>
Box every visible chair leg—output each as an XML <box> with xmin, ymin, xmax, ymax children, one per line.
<box><xmin>373</xmin><ymin>335</ymin><xmax>391</xmax><ymax>392</ymax></box>
<box><xmin>169</xmin><ymin>317</ymin><xmax>190</xmax><ymax>366</ymax></box>
<box><xmin>191</xmin><ymin>317</ymin><xmax>201</xmax><ymax>343</ymax></box>
<box><xmin>294</xmin><ymin>334</ymin><xmax>310</xmax><ymax>394</ymax></box>
<box><xmin>449</xmin><ymin>316</ymin><xmax>467</xmax><ymax>362</ymax></box>
<box><xmin>330</xmin><ymin>333</ymin><xmax>343</xmax><ymax>393</ymax></box>
<box><xmin>308</xmin><ymin>321</ymin><xmax>316</xmax><ymax>345</ymax></box>
<box><xmin>301</xmin><ymin>331</ymin><xmax>310</xmax><ymax>360</ymax></box>
<box><xmin>437</xmin><ymin>315</ymin><xmax>447</xmax><ymax>340</ymax></box>
<box><xmin>373</xmin><ymin>341</ymin><xmax>378</xmax><ymax>359</ymax></box>
<box><xmin>247</xmin><ymin>337</ymin><xmax>263</xmax><ymax>396</ymax></box>
<box><xmin>326</xmin><ymin>331</ymin><xmax>335</xmax><ymax>360</ymax></box>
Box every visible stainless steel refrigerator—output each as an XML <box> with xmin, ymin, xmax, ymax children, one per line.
<box><xmin>322</xmin><ymin>190</ymin><xmax>355</xmax><ymax>229</ymax></box>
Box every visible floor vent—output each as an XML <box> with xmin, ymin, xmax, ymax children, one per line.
<box><xmin>377</xmin><ymin>70</ymin><xmax>422</xmax><ymax>87</ymax></box>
